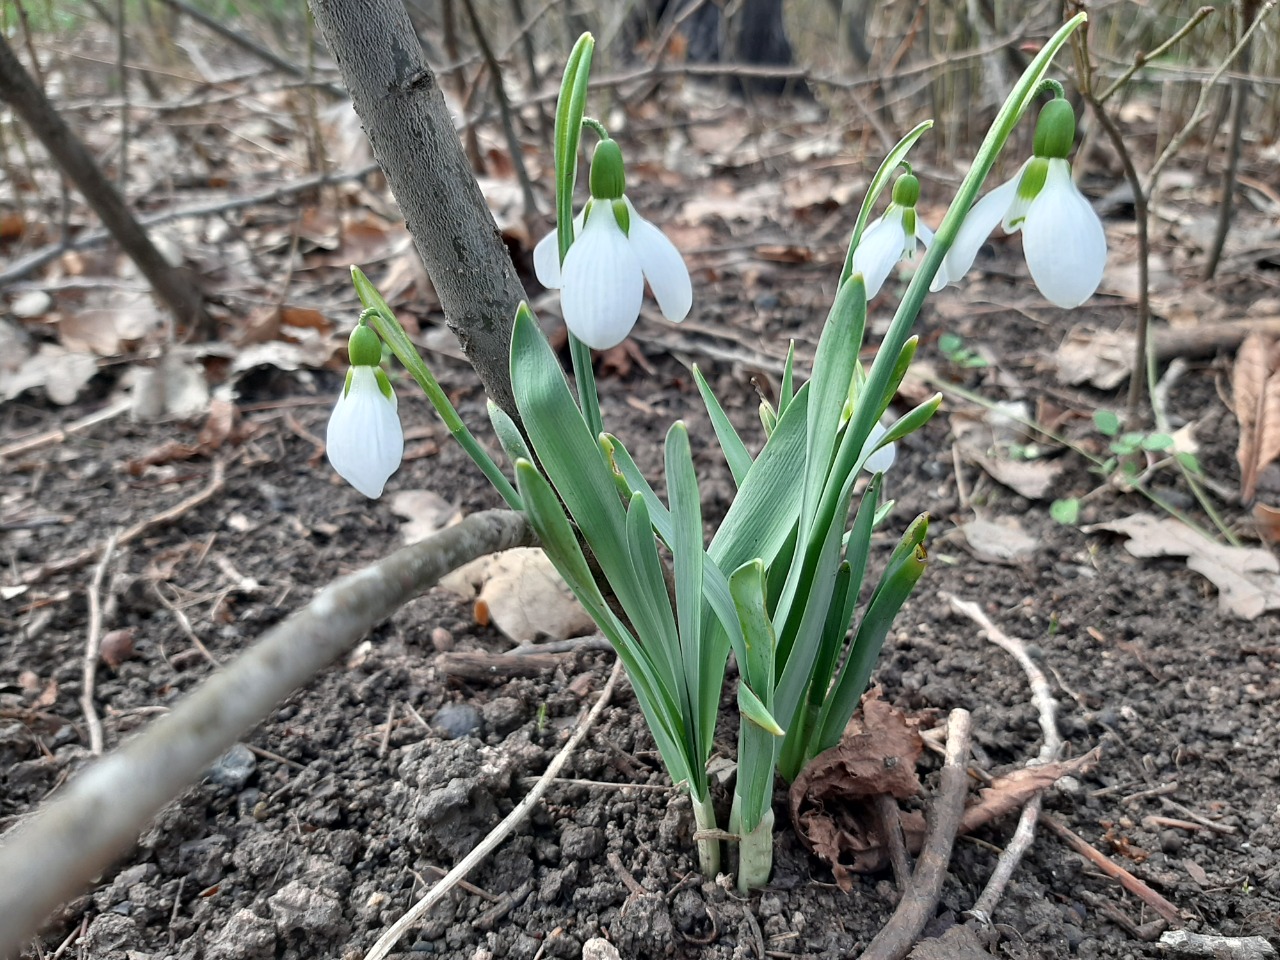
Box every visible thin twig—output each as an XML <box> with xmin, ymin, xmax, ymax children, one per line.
<box><xmin>0</xmin><ymin>397</ymin><xmax>132</xmax><ymax>459</ymax></box>
<box><xmin>80</xmin><ymin>534</ymin><xmax>119</xmax><ymax>756</ymax></box>
<box><xmin>0</xmin><ymin>162</ymin><xmax>380</xmax><ymax>287</ymax></box>
<box><xmin>874</xmin><ymin>793</ymin><xmax>912</xmax><ymax>891</ymax></box>
<box><xmin>945</xmin><ymin>594</ymin><xmax>1065</xmax><ymax>920</ymax></box>
<box><xmin>1041</xmin><ymin>816</ymin><xmax>1183</xmax><ymax>926</ymax></box>
<box><xmin>858</xmin><ymin>709</ymin><xmax>972</xmax><ymax>960</ymax></box>
<box><xmin>363</xmin><ymin>659</ymin><xmax>622</xmax><ymax>960</ymax></box>
<box><xmin>0</xmin><ymin>510</ymin><xmax>535</xmax><ymax>956</ymax></box>
<box><xmin>158</xmin><ymin>0</ymin><xmax>346</xmax><ymax>98</ymax></box>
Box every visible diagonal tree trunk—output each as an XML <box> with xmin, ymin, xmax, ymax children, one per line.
<box><xmin>0</xmin><ymin>31</ymin><xmax>208</xmax><ymax>334</ymax></box>
<box><xmin>309</xmin><ymin>0</ymin><xmax>530</xmax><ymax>419</ymax></box>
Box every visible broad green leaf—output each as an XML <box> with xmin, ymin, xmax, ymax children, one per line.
<box><xmin>601</xmin><ymin>434</ymin><xmax>673</xmax><ymax>544</ymax></box>
<box><xmin>801</xmin><ymin>274</ymin><xmax>866</xmax><ymax>538</ymax></box>
<box><xmin>710</xmin><ymin>384</ymin><xmax>810</xmax><ymax>572</ymax></box>
<box><xmin>728</xmin><ymin>559</ymin><xmax>781</xmax><ymax>832</ymax></box>
<box><xmin>666</xmin><ymin>421</ymin><xmax>713</xmax><ymax>759</ymax></box>
<box><xmin>880</xmin><ymin>393</ymin><xmax>943</xmax><ymax>447</ymax></box>
<box><xmin>1050</xmin><ymin>498</ymin><xmax>1080</xmax><ymax>525</ymax></box>
<box><xmin>693</xmin><ymin>365</ymin><xmax>753</xmax><ymax>487</ymax></box>
<box><xmin>1094</xmin><ymin>409</ymin><xmax>1121</xmax><ymax>437</ymax></box>
<box><xmin>738</xmin><ymin>683</ymin><xmax>784</xmax><ymax>736</ymax></box>
<box><xmin>1142</xmin><ymin>433</ymin><xmax>1174</xmax><ymax>452</ymax></box>
<box><xmin>514</xmin><ymin>460</ymin><xmax>692</xmax><ymax>784</ymax></box>
<box><xmin>624</xmin><ymin>493</ymin><xmax>683</xmax><ymax>698</ymax></box>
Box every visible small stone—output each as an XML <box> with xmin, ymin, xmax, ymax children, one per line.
<box><xmin>758</xmin><ymin>892</ymin><xmax>784</xmax><ymax>918</ymax></box>
<box><xmin>1160</xmin><ymin>830</ymin><xmax>1184</xmax><ymax>854</ymax></box>
<box><xmin>204</xmin><ymin>908</ymin><xmax>277</xmax><ymax>960</ymax></box>
<box><xmin>268</xmin><ymin>880</ymin><xmax>347</xmax><ymax>938</ymax></box>
<box><xmin>431</xmin><ymin>627</ymin><xmax>455</xmax><ymax>651</ymax></box>
<box><xmin>83</xmin><ymin>913</ymin><xmax>137</xmax><ymax>955</ymax></box>
<box><xmin>208</xmin><ymin>744</ymin><xmax>256</xmax><ymax>789</ymax></box>
<box><xmin>433</xmin><ymin>703</ymin><xmax>481</xmax><ymax>739</ymax></box>
<box><xmin>559</xmin><ymin>825</ymin><xmax>605</xmax><ymax>861</ymax></box>
<box><xmin>581</xmin><ymin>938</ymin><xmax>621</xmax><ymax>960</ymax></box>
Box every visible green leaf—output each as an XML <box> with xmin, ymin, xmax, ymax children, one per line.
<box><xmin>601</xmin><ymin>433</ymin><xmax>673</xmax><ymax>544</ymax></box>
<box><xmin>514</xmin><ymin>460</ymin><xmax>692</xmax><ymax>784</ymax></box>
<box><xmin>879</xmin><ymin>392</ymin><xmax>942</xmax><ymax>448</ymax></box>
<box><xmin>738</xmin><ymin>683</ymin><xmax>784</xmax><ymax>737</ymax></box>
<box><xmin>778</xmin><ymin>340</ymin><xmax>796</xmax><ymax>418</ymax></box>
<box><xmin>1142</xmin><ymin>432</ymin><xmax>1174</xmax><ymax>452</ymax></box>
<box><xmin>1094</xmin><ymin>409</ymin><xmax>1121</xmax><ymax>437</ymax></box>
<box><xmin>938</xmin><ymin>332</ymin><xmax>964</xmax><ymax>356</ymax></box>
<box><xmin>1175</xmin><ymin>451</ymin><xmax>1202</xmax><ymax>474</ymax></box>
<box><xmin>709</xmin><ymin>384</ymin><xmax>810</xmax><ymax>573</ymax></box>
<box><xmin>801</xmin><ymin>274</ymin><xmax>867</xmax><ymax>538</ymax></box>
<box><xmin>487</xmin><ymin>400</ymin><xmax>531</xmax><ymax>467</ymax></box>
<box><xmin>727</xmin><ymin>559</ymin><xmax>781</xmax><ymax>833</ymax></box>
<box><xmin>624</xmin><ymin>493</ymin><xmax>684</xmax><ymax>698</ymax></box>
<box><xmin>693</xmin><ymin>365</ymin><xmax>753</xmax><ymax>487</ymax></box>
<box><xmin>665</xmin><ymin>421</ymin><xmax>714</xmax><ymax>762</ymax></box>
<box><xmin>1050</xmin><ymin>498</ymin><xmax>1080</xmax><ymax>525</ymax></box>
<box><xmin>813</xmin><ymin>514</ymin><xmax>929</xmax><ymax>756</ymax></box>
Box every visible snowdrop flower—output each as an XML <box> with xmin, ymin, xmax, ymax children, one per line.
<box><xmin>937</xmin><ymin>98</ymin><xmax>1107</xmax><ymax>308</ymax></box>
<box><xmin>851</xmin><ymin>172</ymin><xmax>949</xmax><ymax>299</ymax></box>
<box><xmin>861</xmin><ymin>421</ymin><xmax>896</xmax><ymax>475</ymax></box>
<box><xmin>533</xmin><ymin>138</ymin><xmax>692</xmax><ymax>350</ymax></box>
<box><xmin>326</xmin><ymin>322</ymin><xmax>403</xmax><ymax>499</ymax></box>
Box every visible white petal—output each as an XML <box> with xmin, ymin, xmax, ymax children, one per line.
<box><xmin>938</xmin><ymin>168</ymin><xmax>1023</xmax><ymax>290</ymax></box>
<box><xmin>326</xmin><ymin>366</ymin><xmax>404</xmax><ymax>499</ymax></box>
<box><xmin>532</xmin><ymin>210</ymin><xmax>587</xmax><ymax>289</ymax></box>
<box><xmin>851</xmin><ymin>210</ymin><xmax>908</xmax><ymax>300</ymax></box>
<box><xmin>1022</xmin><ymin>159</ymin><xmax>1108</xmax><ymax>308</ymax></box>
<box><xmin>560</xmin><ymin>201</ymin><xmax>644</xmax><ymax>350</ymax></box>
<box><xmin>916</xmin><ymin>220</ymin><xmax>950</xmax><ymax>290</ymax></box>
<box><xmin>533</xmin><ymin>229</ymin><xmax>562</xmax><ymax>288</ymax></box>
<box><xmin>861</xmin><ymin>421</ymin><xmax>896</xmax><ymax>475</ymax></box>
<box><xmin>624</xmin><ymin>197</ymin><xmax>692</xmax><ymax>323</ymax></box>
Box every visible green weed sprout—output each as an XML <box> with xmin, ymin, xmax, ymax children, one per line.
<box><xmin>331</xmin><ymin>17</ymin><xmax>1094</xmax><ymax>890</ymax></box>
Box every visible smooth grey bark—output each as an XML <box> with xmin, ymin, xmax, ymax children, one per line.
<box><xmin>309</xmin><ymin>0</ymin><xmax>530</xmax><ymax>418</ymax></box>
<box><xmin>0</xmin><ymin>30</ymin><xmax>209</xmax><ymax>334</ymax></box>
<box><xmin>0</xmin><ymin>510</ymin><xmax>534</xmax><ymax>957</ymax></box>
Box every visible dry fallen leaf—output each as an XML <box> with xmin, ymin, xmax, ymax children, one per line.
<box><xmin>1054</xmin><ymin>325</ymin><xmax>1133</xmax><ymax>390</ymax></box>
<box><xmin>0</xmin><ymin>343</ymin><xmax>98</xmax><ymax>405</ymax></box>
<box><xmin>907</xmin><ymin>925</ymin><xmax>995</xmax><ymax>960</ymax></box>
<box><xmin>1232</xmin><ymin>333</ymin><xmax>1280</xmax><ymax>503</ymax></box>
<box><xmin>951</xmin><ymin>406</ymin><xmax>1064</xmax><ymax>500</ymax></box>
<box><xmin>390</xmin><ymin>490</ymin><xmax>462</xmax><ymax>545</ymax></box>
<box><xmin>791</xmin><ymin>694</ymin><xmax>1099</xmax><ymax>887</ymax></box>
<box><xmin>439</xmin><ymin>547</ymin><xmax>595</xmax><ymax>645</ymax></box>
<box><xmin>788</xmin><ymin>693</ymin><xmax>924</xmax><ymax>888</ymax></box>
<box><xmin>957</xmin><ymin>517</ymin><xmax>1038</xmax><ymax>565</ymax></box>
<box><xmin>1091</xmin><ymin>513</ymin><xmax>1280</xmax><ymax>620</ymax></box>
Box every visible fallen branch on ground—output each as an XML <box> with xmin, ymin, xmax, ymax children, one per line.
<box><xmin>0</xmin><ymin>509</ymin><xmax>534</xmax><ymax>957</ymax></box>
<box><xmin>1160</xmin><ymin>930</ymin><xmax>1277</xmax><ymax>960</ymax></box>
<box><xmin>858</xmin><ymin>708</ymin><xmax>972</xmax><ymax>960</ymax></box>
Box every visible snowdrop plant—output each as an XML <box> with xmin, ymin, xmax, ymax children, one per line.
<box><xmin>331</xmin><ymin>16</ymin><xmax>1099</xmax><ymax>892</ymax></box>
<box><xmin>938</xmin><ymin>92</ymin><xmax>1108</xmax><ymax>308</ymax></box>
<box><xmin>851</xmin><ymin>170</ymin><xmax>951</xmax><ymax>300</ymax></box>
<box><xmin>533</xmin><ymin>137</ymin><xmax>692</xmax><ymax>350</ymax></box>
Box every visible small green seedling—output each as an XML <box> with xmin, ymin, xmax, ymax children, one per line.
<box><xmin>938</xmin><ymin>332</ymin><xmax>989</xmax><ymax>369</ymax></box>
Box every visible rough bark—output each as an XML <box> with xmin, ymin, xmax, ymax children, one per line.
<box><xmin>0</xmin><ymin>31</ymin><xmax>208</xmax><ymax>334</ymax></box>
<box><xmin>309</xmin><ymin>0</ymin><xmax>530</xmax><ymax>418</ymax></box>
<box><xmin>0</xmin><ymin>509</ymin><xmax>534</xmax><ymax>956</ymax></box>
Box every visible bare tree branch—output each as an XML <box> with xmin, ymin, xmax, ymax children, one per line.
<box><xmin>0</xmin><ymin>30</ymin><xmax>209</xmax><ymax>334</ymax></box>
<box><xmin>0</xmin><ymin>509</ymin><xmax>534</xmax><ymax>956</ymax></box>
<box><xmin>309</xmin><ymin>0</ymin><xmax>534</xmax><ymax>419</ymax></box>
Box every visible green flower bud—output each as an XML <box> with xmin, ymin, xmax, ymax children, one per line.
<box><xmin>348</xmin><ymin>322</ymin><xmax>383</xmax><ymax>367</ymax></box>
<box><xmin>589</xmin><ymin>138</ymin><xmax>626</xmax><ymax>200</ymax></box>
<box><xmin>1033</xmin><ymin>98</ymin><xmax>1076</xmax><ymax>160</ymax></box>
<box><xmin>890</xmin><ymin>173</ymin><xmax>920</xmax><ymax>208</ymax></box>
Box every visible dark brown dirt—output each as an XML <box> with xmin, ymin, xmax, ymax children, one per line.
<box><xmin>4</xmin><ymin>157</ymin><xmax>1280</xmax><ymax>960</ymax></box>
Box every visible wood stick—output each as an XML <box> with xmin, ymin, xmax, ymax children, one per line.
<box><xmin>858</xmin><ymin>709</ymin><xmax>972</xmax><ymax>960</ymax></box>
